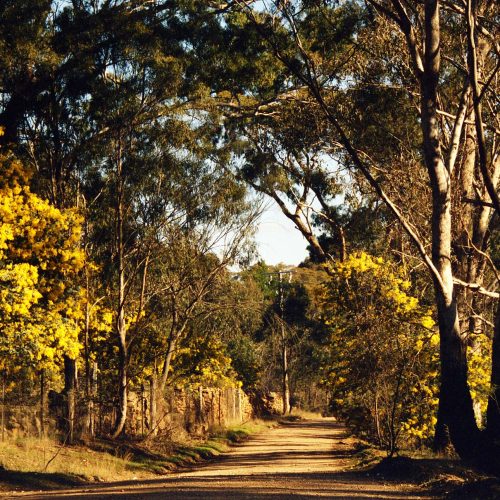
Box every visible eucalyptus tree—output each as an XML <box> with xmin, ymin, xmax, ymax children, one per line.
<box><xmin>0</xmin><ymin>0</ymin><xmax>260</xmax><ymax>437</ymax></box>
<box><xmin>243</xmin><ymin>261</ymin><xmax>326</xmax><ymax>414</ymax></box>
<box><xmin>214</xmin><ymin>0</ymin><xmax>500</xmax><ymax>463</ymax></box>
<box><xmin>239</xmin><ymin>103</ymin><xmax>347</xmax><ymax>262</ymax></box>
<box><xmin>0</xmin><ymin>0</ymin><xmax>54</xmax><ymax>147</ymax></box>
<box><xmin>136</xmin><ymin>178</ymin><xmax>259</xmax><ymax>433</ymax></box>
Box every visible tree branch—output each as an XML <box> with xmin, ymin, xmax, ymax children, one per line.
<box><xmin>466</xmin><ymin>0</ymin><xmax>500</xmax><ymax>216</ymax></box>
<box><xmin>453</xmin><ymin>278</ymin><xmax>499</xmax><ymax>299</ymax></box>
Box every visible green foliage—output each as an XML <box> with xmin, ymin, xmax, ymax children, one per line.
<box><xmin>2</xmin><ymin>0</ymin><xmax>495</xmax><ymax>452</ymax></box>
<box><xmin>226</xmin><ymin>335</ymin><xmax>261</xmax><ymax>390</ymax></box>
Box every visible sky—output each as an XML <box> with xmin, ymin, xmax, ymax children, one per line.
<box><xmin>254</xmin><ymin>202</ymin><xmax>309</xmax><ymax>266</ymax></box>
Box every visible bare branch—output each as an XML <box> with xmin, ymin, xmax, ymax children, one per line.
<box><xmin>470</xmin><ymin>314</ymin><xmax>495</xmax><ymax>329</ymax></box>
<box><xmin>453</xmin><ymin>278</ymin><xmax>499</xmax><ymax>299</ymax></box>
<box><xmin>462</xmin><ymin>197</ymin><xmax>496</xmax><ymax>208</ymax></box>
<box><xmin>466</xmin><ymin>0</ymin><xmax>500</xmax><ymax>216</ymax></box>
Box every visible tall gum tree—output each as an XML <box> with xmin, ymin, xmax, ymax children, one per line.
<box><xmin>225</xmin><ymin>0</ymin><xmax>499</xmax><ymax>462</ymax></box>
<box><xmin>0</xmin><ymin>0</ymin><xmax>238</xmax><ymax>438</ymax></box>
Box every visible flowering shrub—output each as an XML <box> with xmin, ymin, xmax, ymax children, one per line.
<box><xmin>319</xmin><ymin>252</ymin><xmax>439</xmax><ymax>454</ymax></box>
<box><xmin>0</xmin><ymin>153</ymin><xmax>84</xmax><ymax>374</ymax></box>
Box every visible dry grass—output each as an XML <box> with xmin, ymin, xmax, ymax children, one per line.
<box><xmin>147</xmin><ymin>419</ymin><xmax>271</xmax><ymax>466</ymax></box>
<box><xmin>209</xmin><ymin>418</ymin><xmax>272</xmax><ymax>443</ymax></box>
<box><xmin>289</xmin><ymin>409</ymin><xmax>324</xmax><ymax>420</ymax></box>
<box><xmin>0</xmin><ymin>419</ymin><xmax>270</xmax><ymax>492</ymax></box>
<box><xmin>0</xmin><ymin>435</ymin><xmax>157</xmax><ymax>483</ymax></box>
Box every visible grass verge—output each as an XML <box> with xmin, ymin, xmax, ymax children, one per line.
<box><xmin>0</xmin><ymin>420</ymin><xmax>271</xmax><ymax>493</ymax></box>
<box><xmin>0</xmin><ymin>435</ymin><xmax>158</xmax><ymax>493</ymax></box>
<box><xmin>147</xmin><ymin>419</ymin><xmax>273</xmax><ymax>469</ymax></box>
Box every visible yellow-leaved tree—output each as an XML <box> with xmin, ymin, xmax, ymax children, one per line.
<box><xmin>0</xmin><ymin>151</ymin><xmax>84</xmax><ymax>377</ymax></box>
<box><xmin>319</xmin><ymin>252</ymin><xmax>439</xmax><ymax>455</ymax></box>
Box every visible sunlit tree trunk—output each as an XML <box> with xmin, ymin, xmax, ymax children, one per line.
<box><xmin>83</xmin><ymin>234</ymin><xmax>94</xmax><ymax>440</ymax></box>
<box><xmin>40</xmin><ymin>369</ymin><xmax>45</xmax><ymax>438</ymax></box>
<box><xmin>421</xmin><ymin>0</ymin><xmax>479</xmax><ymax>459</ymax></box>
<box><xmin>160</xmin><ymin>339</ymin><xmax>176</xmax><ymax>394</ymax></box>
<box><xmin>149</xmin><ymin>373</ymin><xmax>157</xmax><ymax>436</ymax></box>
<box><xmin>112</xmin><ymin>139</ymin><xmax>128</xmax><ymax>439</ymax></box>
<box><xmin>281</xmin><ymin>325</ymin><xmax>290</xmax><ymax>415</ymax></box>
<box><xmin>278</xmin><ymin>273</ymin><xmax>291</xmax><ymax>414</ymax></box>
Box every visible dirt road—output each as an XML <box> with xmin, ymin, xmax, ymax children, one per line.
<box><xmin>7</xmin><ymin>419</ymin><xmax>436</xmax><ymax>499</ymax></box>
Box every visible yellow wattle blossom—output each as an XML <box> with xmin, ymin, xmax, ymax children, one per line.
<box><xmin>320</xmin><ymin>251</ymin><xmax>440</xmax><ymax>450</ymax></box>
<box><xmin>0</xmin><ymin>154</ymin><xmax>85</xmax><ymax>373</ymax></box>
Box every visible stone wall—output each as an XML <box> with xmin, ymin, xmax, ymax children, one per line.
<box><xmin>0</xmin><ymin>385</ymin><xmax>253</xmax><ymax>440</ymax></box>
<box><xmin>0</xmin><ymin>404</ymin><xmax>51</xmax><ymax>439</ymax></box>
<box><xmin>124</xmin><ymin>386</ymin><xmax>254</xmax><ymax>438</ymax></box>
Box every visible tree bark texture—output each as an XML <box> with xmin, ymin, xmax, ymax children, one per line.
<box><xmin>279</xmin><ymin>273</ymin><xmax>291</xmax><ymax>414</ymax></box>
<box><xmin>282</xmin><ymin>335</ymin><xmax>290</xmax><ymax>415</ymax></box>
<box><xmin>40</xmin><ymin>370</ymin><xmax>45</xmax><ymax>437</ymax></box>
<box><xmin>63</xmin><ymin>356</ymin><xmax>77</xmax><ymax>444</ymax></box>
<box><xmin>420</xmin><ymin>0</ymin><xmax>479</xmax><ymax>459</ymax></box>
<box><xmin>149</xmin><ymin>375</ymin><xmax>157</xmax><ymax>436</ymax></box>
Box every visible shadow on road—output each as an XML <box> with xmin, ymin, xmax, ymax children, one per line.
<box><xmin>15</xmin><ymin>470</ymin><xmax>435</xmax><ymax>499</ymax></box>
<box><xmin>10</xmin><ymin>419</ymin><xmax>434</xmax><ymax>499</ymax></box>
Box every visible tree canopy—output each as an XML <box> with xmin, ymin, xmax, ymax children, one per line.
<box><xmin>0</xmin><ymin>0</ymin><xmax>498</xmax><ymax>470</ymax></box>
